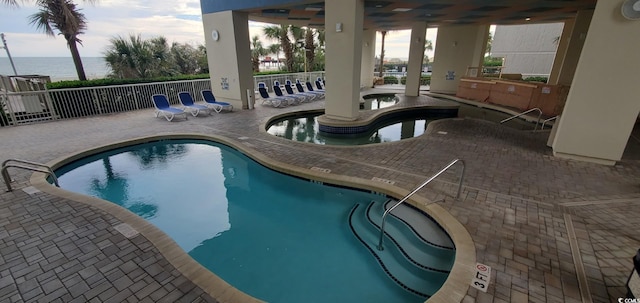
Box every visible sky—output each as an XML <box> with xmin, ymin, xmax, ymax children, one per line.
<box><xmin>0</xmin><ymin>0</ymin><xmax>437</xmax><ymax>60</ymax></box>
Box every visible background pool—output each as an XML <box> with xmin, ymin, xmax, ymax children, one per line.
<box><xmin>55</xmin><ymin>140</ymin><xmax>433</xmax><ymax>303</ymax></box>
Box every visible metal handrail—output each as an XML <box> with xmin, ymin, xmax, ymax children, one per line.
<box><xmin>377</xmin><ymin>159</ymin><xmax>465</xmax><ymax>251</ymax></box>
<box><xmin>500</xmin><ymin>108</ymin><xmax>543</xmax><ymax>130</ymax></box>
<box><xmin>2</xmin><ymin>159</ymin><xmax>59</xmax><ymax>192</ymax></box>
<box><xmin>540</xmin><ymin>116</ymin><xmax>558</xmax><ymax>130</ymax></box>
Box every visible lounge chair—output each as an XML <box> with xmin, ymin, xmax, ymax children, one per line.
<box><xmin>306</xmin><ymin>81</ymin><xmax>325</xmax><ymax>94</ymax></box>
<box><xmin>178</xmin><ymin>92</ymin><xmax>210</xmax><ymax>116</ymax></box>
<box><xmin>296</xmin><ymin>80</ymin><xmax>324</xmax><ymax>99</ymax></box>
<box><xmin>152</xmin><ymin>94</ymin><xmax>188</xmax><ymax>121</ymax></box>
<box><xmin>273</xmin><ymin>81</ymin><xmax>302</xmax><ymax>105</ymax></box>
<box><xmin>316</xmin><ymin>77</ymin><xmax>326</xmax><ymax>90</ymax></box>
<box><xmin>285</xmin><ymin>80</ymin><xmax>317</xmax><ymax>101</ymax></box>
<box><xmin>257</xmin><ymin>83</ymin><xmax>288</xmax><ymax>107</ymax></box>
<box><xmin>201</xmin><ymin>90</ymin><xmax>233</xmax><ymax>113</ymax></box>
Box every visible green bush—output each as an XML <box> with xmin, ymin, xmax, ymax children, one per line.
<box><xmin>383</xmin><ymin>76</ymin><xmax>399</xmax><ymax>84</ymax></box>
<box><xmin>400</xmin><ymin>75</ymin><xmax>431</xmax><ymax>85</ymax></box>
<box><xmin>46</xmin><ymin>74</ymin><xmax>211</xmax><ymax>89</ymax></box>
<box><xmin>523</xmin><ymin>76</ymin><xmax>548</xmax><ymax>83</ymax></box>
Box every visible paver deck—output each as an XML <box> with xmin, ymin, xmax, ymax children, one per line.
<box><xmin>0</xmin><ymin>89</ymin><xmax>639</xmax><ymax>302</ymax></box>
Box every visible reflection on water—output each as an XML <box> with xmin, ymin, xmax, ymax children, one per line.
<box><xmin>267</xmin><ymin>112</ymin><xmax>443</xmax><ymax>145</ymax></box>
<box><xmin>360</xmin><ymin>94</ymin><xmax>398</xmax><ymax>110</ymax></box>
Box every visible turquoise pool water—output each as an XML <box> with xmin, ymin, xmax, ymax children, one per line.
<box><xmin>54</xmin><ymin>140</ymin><xmax>450</xmax><ymax>303</ymax></box>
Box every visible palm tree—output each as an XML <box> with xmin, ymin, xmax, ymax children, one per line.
<box><xmin>263</xmin><ymin>25</ymin><xmax>303</xmax><ymax>72</ymax></box>
<box><xmin>304</xmin><ymin>28</ymin><xmax>315</xmax><ymax>71</ymax></box>
<box><xmin>378</xmin><ymin>30</ymin><xmax>387</xmax><ymax>77</ymax></box>
<box><xmin>29</xmin><ymin>0</ymin><xmax>90</xmax><ymax>80</ymax></box>
<box><xmin>2</xmin><ymin>0</ymin><xmax>18</xmax><ymax>6</ymax></box>
<box><xmin>250</xmin><ymin>35</ymin><xmax>268</xmax><ymax>73</ymax></box>
<box><xmin>104</xmin><ymin>34</ymin><xmax>173</xmax><ymax>79</ymax></box>
<box><xmin>267</xmin><ymin>43</ymin><xmax>282</xmax><ymax>68</ymax></box>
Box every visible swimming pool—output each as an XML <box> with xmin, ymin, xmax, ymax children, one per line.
<box><xmin>266</xmin><ymin>109</ymin><xmax>456</xmax><ymax>145</ymax></box>
<box><xmin>54</xmin><ymin>139</ymin><xmax>455</xmax><ymax>303</ymax></box>
<box><xmin>360</xmin><ymin>94</ymin><xmax>398</xmax><ymax>110</ymax></box>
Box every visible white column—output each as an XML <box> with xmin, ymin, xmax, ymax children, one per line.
<box><xmin>430</xmin><ymin>24</ymin><xmax>489</xmax><ymax>94</ymax></box>
<box><xmin>360</xmin><ymin>29</ymin><xmax>376</xmax><ymax>88</ymax></box>
<box><xmin>551</xmin><ymin>0</ymin><xmax>640</xmax><ymax>165</ymax></box>
<box><xmin>405</xmin><ymin>22</ymin><xmax>427</xmax><ymax>96</ymax></box>
<box><xmin>202</xmin><ymin>11</ymin><xmax>253</xmax><ymax>109</ymax></box>
<box><xmin>323</xmin><ymin>0</ymin><xmax>364</xmax><ymax>121</ymax></box>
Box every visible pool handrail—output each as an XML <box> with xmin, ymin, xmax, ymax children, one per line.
<box><xmin>500</xmin><ymin>108</ymin><xmax>543</xmax><ymax>130</ymax></box>
<box><xmin>377</xmin><ymin>159</ymin><xmax>465</xmax><ymax>251</ymax></box>
<box><xmin>540</xmin><ymin>115</ymin><xmax>558</xmax><ymax>130</ymax></box>
<box><xmin>2</xmin><ymin>159</ymin><xmax>59</xmax><ymax>192</ymax></box>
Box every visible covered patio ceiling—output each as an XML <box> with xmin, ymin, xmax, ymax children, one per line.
<box><xmin>243</xmin><ymin>0</ymin><xmax>598</xmax><ymax>30</ymax></box>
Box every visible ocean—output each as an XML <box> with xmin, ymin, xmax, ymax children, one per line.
<box><xmin>0</xmin><ymin>57</ymin><xmax>110</xmax><ymax>82</ymax></box>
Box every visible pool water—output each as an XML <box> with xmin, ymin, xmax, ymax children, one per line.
<box><xmin>55</xmin><ymin>140</ymin><xmax>447</xmax><ymax>303</ymax></box>
<box><xmin>360</xmin><ymin>94</ymin><xmax>398</xmax><ymax>110</ymax></box>
<box><xmin>267</xmin><ymin>111</ymin><xmax>452</xmax><ymax>145</ymax></box>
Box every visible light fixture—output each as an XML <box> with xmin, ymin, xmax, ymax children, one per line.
<box><xmin>336</xmin><ymin>22</ymin><xmax>343</xmax><ymax>32</ymax></box>
<box><xmin>211</xmin><ymin>29</ymin><xmax>219</xmax><ymax>41</ymax></box>
<box><xmin>392</xmin><ymin>8</ymin><xmax>412</xmax><ymax>12</ymax></box>
<box><xmin>525</xmin><ymin>17</ymin><xmax>531</xmax><ymax>21</ymax></box>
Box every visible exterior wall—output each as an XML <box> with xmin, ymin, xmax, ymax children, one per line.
<box><xmin>492</xmin><ymin>23</ymin><xmax>564</xmax><ymax>77</ymax></box>
<box><xmin>202</xmin><ymin>11</ymin><xmax>253</xmax><ymax>109</ymax></box>
<box><xmin>551</xmin><ymin>0</ymin><xmax>640</xmax><ymax>165</ymax></box>
<box><xmin>430</xmin><ymin>24</ymin><xmax>488</xmax><ymax>94</ymax></box>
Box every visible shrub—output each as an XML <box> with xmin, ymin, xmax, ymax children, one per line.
<box><xmin>46</xmin><ymin>74</ymin><xmax>211</xmax><ymax>89</ymax></box>
<box><xmin>523</xmin><ymin>76</ymin><xmax>548</xmax><ymax>83</ymax></box>
<box><xmin>400</xmin><ymin>76</ymin><xmax>431</xmax><ymax>85</ymax></box>
<box><xmin>383</xmin><ymin>76</ymin><xmax>398</xmax><ymax>84</ymax></box>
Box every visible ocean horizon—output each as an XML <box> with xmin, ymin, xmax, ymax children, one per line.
<box><xmin>0</xmin><ymin>57</ymin><xmax>110</xmax><ymax>82</ymax></box>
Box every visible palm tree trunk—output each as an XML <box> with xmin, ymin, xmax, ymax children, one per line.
<box><xmin>68</xmin><ymin>39</ymin><xmax>87</xmax><ymax>81</ymax></box>
<box><xmin>378</xmin><ymin>31</ymin><xmax>386</xmax><ymax>78</ymax></box>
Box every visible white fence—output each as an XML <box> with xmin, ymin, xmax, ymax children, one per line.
<box><xmin>0</xmin><ymin>72</ymin><xmax>328</xmax><ymax>127</ymax></box>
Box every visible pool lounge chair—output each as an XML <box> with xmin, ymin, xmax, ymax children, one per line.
<box><xmin>257</xmin><ymin>83</ymin><xmax>288</xmax><ymax>108</ymax></box>
<box><xmin>306</xmin><ymin>81</ymin><xmax>325</xmax><ymax>94</ymax></box>
<box><xmin>285</xmin><ymin>80</ymin><xmax>317</xmax><ymax>102</ymax></box>
<box><xmin>296</xmin><ymin>80</ymin><xmax>324</xmax><ymax>99</ymax></box>
<box><xmin>178</xmin><ymin>92</ymin><xmax>210</xmax><ymax>116</ymax></box>
<box><xmin>152</xmin><ymin>94</ymin><xmax>188</xmax><ymax>121</ymax></box>
<box><xmin>316</xmin><ymin>77</ymin><xmax>326</xmax><ymax>90</ymax></box>
<box><xmin>273</xmin><ymin>81</ymin><xmax>303</xmax><ymax>105</ymax></box>
<box><xmin>201</xmin><ymin>90</ymin><xmax>233</xmax><ymax>113</ymax></box>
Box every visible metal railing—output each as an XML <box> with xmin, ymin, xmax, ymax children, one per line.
<box><xmin>2</xmin><ymin>159</ymin><xmax>59</xmax><ymax>192</ymax></box>
<box><xmin>540</xmin><ymin>116</ymin><xmax>558</xmax><ymax>130</ymax></box>
<box><xmin>499</xmin><ymin>107</ymin><xmax>543</xmax><ymax>130</ymax></box>
<box><xmin>377</xmin><ymin>159</ymin><xmax>465</xmax><ymax>251</ymax></box>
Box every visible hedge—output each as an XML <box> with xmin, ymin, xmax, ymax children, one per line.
<box><xmin>383</xmin><ymin>76</ymin><xmax>399</xmax><ymax>84</ymax></box>
<box><xmin>523</xmin><ymin>76</ymin><xmax>548</xmax><ymax>83</ymax></box>
<box><xmin>400</xmin><ymin>75</ymin><xmax>431</xmax><ymax>85</ymax></box>
<box><xmin>46</xmin><ymin>74</ymin><xmax>211</xmax><ymax>89</ymax></box>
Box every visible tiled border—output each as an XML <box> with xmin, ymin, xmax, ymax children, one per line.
<box><xmin>28</xmin><ymin>133</ymin><xmax>476</xmax><ymax>303</ymax></box>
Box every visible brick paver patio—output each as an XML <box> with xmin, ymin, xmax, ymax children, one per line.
<box><xmin>0</xmin><ymin>89</ymin><xmax>638</xmax><ymax>302</ymax></box>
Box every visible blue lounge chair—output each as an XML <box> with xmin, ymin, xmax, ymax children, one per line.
<box><xmin>316</xmin><ymin>77</ymin><xmax>326</xmax><ymax>90</ymax></box>
<box><xmin>201</xmin><ymin>90</ymin><xmax>233</xmax><ymax>113</ymax></box>
<box><xmin>178</xmin><ymin>92</ymin><xmax>210</xmax><ymax>116</ymax></box>
<box><xmin>273</xmin><ymin>81</ymin><xmax>302</xmax><ymax>105</ymax></box>
<box><xmin>296</xmin><ymin>80</ymin><xmax>324</xmax><ymax>99</ymax></box>
<box><xmin>257</xmin><ymin>83</ymin><xmax>288</xmax><ymax>107</ymax></box>
<box><xmin>306</xmin><ymin>81</ymin><xmax>325</xmax><ymax>94</ymax></box>
<box><xmin>285</xmin><ymin>80</ymin><xmax>317</xmax><ymax>102</ymax></box>
<box><xmin>152</xmin><ymin>94</ymin><xmax>188</xmax><ymax>121</ymax></box>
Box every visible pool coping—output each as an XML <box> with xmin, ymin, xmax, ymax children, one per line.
<box><xmin>29</xmin><ymin>132</ymin><xmax>476</xmax><ymax>303</ymax></box>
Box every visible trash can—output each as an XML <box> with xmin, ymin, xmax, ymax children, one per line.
<box><xmin>247</xmin><ymin>89</ymin><xmax>255</xmax><ymax>110</ymax></box>
<box><xmin>626</xmin><ymin>249</ymin><xmax>640</xmax><ymax>299</ymax></box>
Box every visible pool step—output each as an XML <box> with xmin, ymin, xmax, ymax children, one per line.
<box><xmin>348</xmin><ymin>203</ymin><xmax>452</xmax><ymax>298</ymax></box>
<box><xmin>382</xmin><ymin>200</ymin><xmax>455</xmax><ymax>249</ymax></box>
<box><xmin>368</xmin><ymin>202</ymin><xmax>455</xmax><ymax>272</ymax></box>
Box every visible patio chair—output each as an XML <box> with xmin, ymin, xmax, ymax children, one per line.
<box><xmin>200</xmin><ymin>90</ymin><xmax>233</xmax><ymax>113</ymax></box>
<box><xmin>273</xmin><ymin>81</ymin><xmax>303</xmax><ymax>105</ymax></box>
<box><xmin>296</xmin><ymin>80</ymin><xmax>324</xmax><ymax>99</ymax></box>
<box><xmin>178</xmin><ymin>92</ymin><xmax>210</xmax><ymax>116</ymax></box>
<box><xmin>306</xmin><ymin>81</ymin><xmax>325</xmax><ymax>94</ymax></box>
<box><xmin>316</xmin><ymin>77</ymin><xmax>326</xmax><ymax>90</ymax></box>
<box><xmin>285</xmin><ymin>80</ymin><xmax>317</xmax><ymax>102</ymax></box>
<box><xmin>152</xmin><ymin>94</ymin><xmax>188</xmax><ymax>121</ymax></box>
<box><xmin>257</xmin><ymin>83</ymin><xmax>288</xmax><ymax>108</ymax></box>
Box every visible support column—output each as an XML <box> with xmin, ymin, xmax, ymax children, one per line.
<box><xmin>360</xmin><ymin>29</ymin><xmax>376</xmax><ymax>88</ymax></box>
<box><xmin>430</xmin><ymin>24</ymin><xmax>489</xmax><ymax>94</ymax></box>
<box><xmin>323</xmin><ymin>0</ymin><xmax>364</xmax><ymax>121</ymax></box>
<box><xmin>551</xmin><ymin>0</ymin><xmax>640</xmax><ymax>165</ymax></box>
<box><xmin>202</xmin><ymin>11</ymin><xmax>253</xmax><ymax>109</ymax></box>
<box><xmin>548</xmin><ymin>10</ymin><xmax>594</xmax><ymax>85</ymax></box>
<box><xmin>405</xmin><ymin>22</ymin><xmax>427</xmax><ymax>96</ymax></box>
